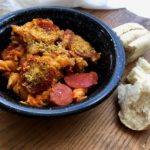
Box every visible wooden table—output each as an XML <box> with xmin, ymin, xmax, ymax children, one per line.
<box><xmin>0</xmin><ymin>8</ymin><xmax>150</xmax><ymax>150</ymax></box>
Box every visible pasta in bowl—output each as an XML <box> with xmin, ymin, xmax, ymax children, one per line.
<box><xmin>0</xmin><ymin>7</ymin><xmax>125</xmax><ymax>116</ymax></box>
<box><xmin>0</xmin><ymin>18</ymin><xmax>100</xmax><ymax>107</ymax></box>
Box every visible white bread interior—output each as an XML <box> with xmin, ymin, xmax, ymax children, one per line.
<box><xmin>118</xmin><ymin>58</ymin><xmax>150</xmax><ymax>130</ymax></box>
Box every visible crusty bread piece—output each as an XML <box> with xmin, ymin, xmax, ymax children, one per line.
<box><xmin>118</xmin><ymin>58</ymin><xmax>150</xmax><ymax>130</ymax></box>
<box><xmin>113</xmin><ymin>23</ymin><xmax>150</xmax><ymax>64</ymax></box>
<box><xmin>118</xmin><ymin>82</ymin><xmax>150</xmax><ymax>131</ymax></box>
<box><xmin>119</xmin><ymin>29</ymin><xmax>149</xmax><ymax>47</ymax></box>
<box><xmin>113</xmin><ymin>23</ymin><xmax>145</xmax><ymax>37</ymax></box>
<box><xmin>126</xmin><ymin>33</ymin><xmax>150</xmax><ymax>64</ymax></box>
<box><xmin>127</xmin><ymin>57</ymin><xmax>150</xmax><ymax>83</ymax></box>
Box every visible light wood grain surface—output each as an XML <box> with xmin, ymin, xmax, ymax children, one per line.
<box><xmin>0</xmin><ymin>8</ymin><xmax>150</xmax><ymax>150</ymax></box>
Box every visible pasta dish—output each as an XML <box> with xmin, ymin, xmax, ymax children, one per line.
<box><xmin>0</xmin><ymin>18</ymin><xmax>100</xmax><ymax>107</ymax></box>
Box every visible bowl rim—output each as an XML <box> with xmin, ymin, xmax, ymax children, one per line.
<box><xmin>0</xmin><ymin>6</ymin><xmax>125</xmax><ymax>117</ymax></box>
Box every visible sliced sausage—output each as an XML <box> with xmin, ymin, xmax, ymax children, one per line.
<box><xmin>50</xmin><ymin>83</ymin><xmax>73</xmax><ymax>106</ymax></box>
<box><xmin>64</xmin><ymin>72</ymin><xmax>98</xmax><ymax>88</ymax></box>
<box><xmin>35</xmin><ymin>19</ymin><xmax>59</xmax><ymax>31</ymax></box>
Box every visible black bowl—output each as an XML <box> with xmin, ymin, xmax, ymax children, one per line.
<box><xmin>0</xmin><ymin>6</ymin><xmax>125</xmax><ymax>117</ymax></box>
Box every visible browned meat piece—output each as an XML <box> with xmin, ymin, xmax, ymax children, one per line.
<box><xmin>12</xmin><ymin>19</ymin><xmax>63</xmax><ymax>44</ymax></box>
<box><xmin>21</xmin><ymin>56</ymin><xmax>55</xmax><ymax>94</ymax></box>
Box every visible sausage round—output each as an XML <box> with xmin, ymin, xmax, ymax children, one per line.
<box><xmin>50</xmin><ymin>83</ymin><xmax>73</xmax><ymax>106</ymax></box>
<box><xmin>64</xmin><ymin>72</ymin><xmax>98</xmax><ymax>88</ymax></box>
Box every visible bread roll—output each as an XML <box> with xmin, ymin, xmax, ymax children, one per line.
<box><xmin>127</xmin><ymin>57</ymin><xmax>150</xmax><ymax>83</ymax></box>
<box><xmin>118</xmin><ymin>58</ymin><xmax>150</xmax><ymax>130</ymax></box>
<box><xmin>119</xmin><ymin>29</ymin><xmax>149</xmax><ymax>47</ymax></box>
<box><xmin>113</xmin><ymin>23</ymin><xmax>145</xmax><ymax>37</ymax></box>
<box><xmin>113</xmin><ymin>23</ymin><xmax>150</xmax><ymax>64</ymax></box>
<box><xmin>126</xmin><ymin>33</ymin><xmax>150</xmax><ymax>64</ymax></box>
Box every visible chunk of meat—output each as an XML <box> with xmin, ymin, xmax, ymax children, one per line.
<box><xmin>34</xmin><ymin>18</ymin><xmax>59</xmax><ymax>31</ymax></box>
<box><xmin>70</xmin><ymin>35</ymin><xmax>101</xmax><ymax>62</ymax></box>
<box><xmin>64</xmin><ymin>72</ymin><xmax>98</xmax><ymax>88</ymax></box>
<box><xmin>21</xmin><ymin>56</ymin><xmax>54</xmax><ymax>94</ymax></box>
<box><xmin>50</xmin><ymin>83</ymin><xmax>73</xmax><ymax>106</ymax></box>
<box><xmin>59</xmin><ymin>29</ymin><xmax>75</xmax><ymax>49</ymax></box>
<box><xmin>11</xmin><ymin>19</ymin><xmax>63</xmax><ymax>44</ymax></box>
